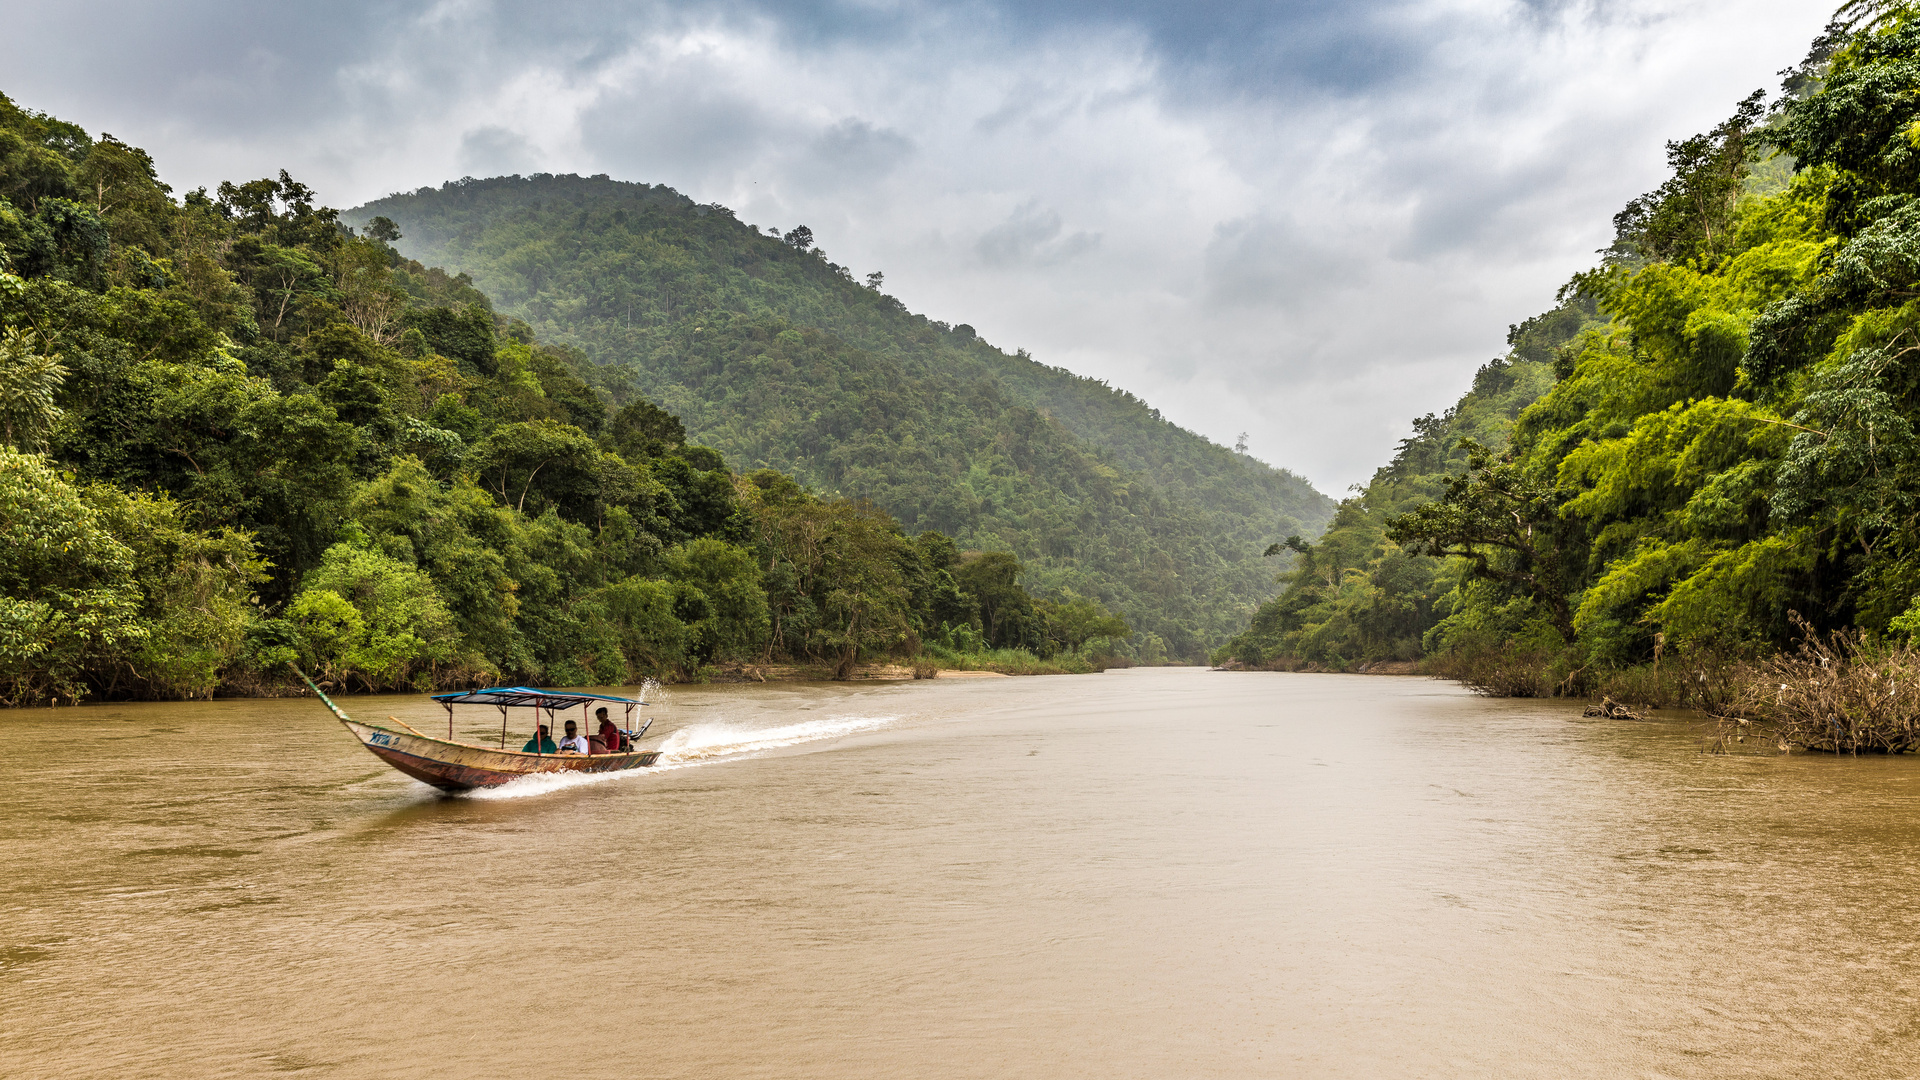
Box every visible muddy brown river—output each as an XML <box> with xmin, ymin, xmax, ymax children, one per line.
<box><xmin>4</xmin><ymin>668</ymin><xmax>1919</xmax><ymax>1078</ymax></box>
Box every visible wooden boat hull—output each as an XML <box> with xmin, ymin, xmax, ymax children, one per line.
<box><xmin>341</xmin><ymin>719</ymin><xmax>661</xmax><ymax>792</ymax></box>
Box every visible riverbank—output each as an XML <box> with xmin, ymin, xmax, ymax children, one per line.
<box><xmin>691</xmin><ymin>661</ymin><xmax>1016</xmax><ymax>683</ymax></box>
<box><xmin>40</xmin><ymin>653</ymin><xmax>1075</xmax><ymax>705</ymax></box>
<box><xmin>1212</xmin><ymin>658</ymin><xmax>1421</xmax><ymax>675</ymax></box>
<box><xmin>1212</xmin><ymin>635</ymin><xmax>1920</xmax><ymax>755</ymax></box>
<box><xmin>683</xmin><ymin>643</ymin><xmax>1132</xmax><ymax>684</ymax></box>
<box><xmin>1343</xmin><ymin>627</ymin><xmax>1920</xmax><ymax>755</ymax></box>
<box><xmin>1216</xmin><ymin>648</ymin><xmax>1739</xmax><ymax>708</ymax></box>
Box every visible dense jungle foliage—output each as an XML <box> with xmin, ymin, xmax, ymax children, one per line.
<box><xmin>1221</xmin><ymin>4</ymin><xmax>1920</xmax><ymax>686</ymax></box>
<box><xmin>348</xmin><ymin>182</ymin><xmax>1333</xmax><ymax>661</ymax></box>
<box><xmin>0</xmin><ymin>92</ymin><xmax>1134</xmax><ymax>705</ymax></box>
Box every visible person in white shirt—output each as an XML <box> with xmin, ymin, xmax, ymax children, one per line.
<box><xmin>557</xmin><ymin>719</ymin><xmax>591</xmax><ymax>755</ymax></box>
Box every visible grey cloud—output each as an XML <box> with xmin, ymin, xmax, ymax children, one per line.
<box><xmin>749</xmin><ymin>0</ymin><xmax>1444</xmax><ymax>101</ymax></box>
<box><xmin>0</xmin><ymin>0</ymin><xmax>1835</xmax><ymax>490</ymax></box>
<box><xmin>815</xmin><ymin>118</ymin><xmax>914</xmax><ymax>172</ymax></box>
<box><xmin>976</xmin><ymin>203</ymin><xmax>1100</xmax><ymax>267</ymax></box>
<box><xmin>792</xmin><ymin>118</ymin><xmax>916</xmax><ymax>190</ymax></box>
<box><xmin>1390</xmin><ymin>161</ymin><xmax>1581</xmax><ymax>261</ymax></box>
<box><xmin>578</xmin><ymin>80</ymin><xmax>777</xmax><ymax>188</ymax></box>
<box><xmin>948</xmin><ymin>0</ymin><xmax>1443</xmax><ymax>101</ymax></box>
<box><xmin>458</xmin><ymin>126</ymin><xmax>540</xmax><ymax>178</ymax></box>
<box><xmin>1203</xmin><ymin>215</ymin><xmax>1365</xmax><ymax>311</ymax></box>
<box><xmin>5</xmin><ymin>1</ymin><xmax>405</xmax><ymax>138</ymax></box>
<box><xmin>975</xmin><ymin>79</ymin><xmax>1085</xmax><ymax>137</ymax></box>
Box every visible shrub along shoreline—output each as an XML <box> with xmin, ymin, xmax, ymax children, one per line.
<box><xmin>1430</xmin><ymin>621</ymin><xmax>1920</xmax><ymax>754</ymax></box>
<box><xmin>187</xmin><ymin>651</ymin><xmax>1118</xmax><ymax>700</ymax></box>
<box><xmin>1220</xmin><ymin>625</ymin><xmax>1920</xmax><ymax>755</ymax></box>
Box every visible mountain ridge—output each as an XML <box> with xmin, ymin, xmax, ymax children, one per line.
<box><xmin>350</xmin><ymin>174</ymin><xmax>1334</xmax><ymax>657</ymax></box>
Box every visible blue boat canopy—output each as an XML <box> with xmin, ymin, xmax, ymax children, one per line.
<box><xmin>431</xmin><ymin>686</ymin><xmax>644</xmax><ymax>711</ymax></box>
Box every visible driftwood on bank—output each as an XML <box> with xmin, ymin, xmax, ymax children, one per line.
<box><xmin>1582</xmin><ymin>696</ymin><xmax>1647</xmax><ymax>721</ymax></box>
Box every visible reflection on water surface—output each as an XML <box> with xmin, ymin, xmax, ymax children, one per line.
<box><xmin>4</xmin><ymin>669</ymin><xmax>1919</xmax><ymax>1078</ymax></box>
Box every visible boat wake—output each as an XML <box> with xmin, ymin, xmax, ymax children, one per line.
<box><xmin>466</xmin><ymin>714</ymin><xmax>898</xmax><ymax>799</ymax></box>
<box><xmin>652</xmin><ymin>715</ymin><xmax>897</xmax><ymax>763</ymax></box>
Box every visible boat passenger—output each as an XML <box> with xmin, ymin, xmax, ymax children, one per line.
<box><xmin>521</xmin><ymin>725</ymin><xmax>557</xmax><ymax>754</ymax></box>
<box><xmin>557</xmin><ymin>720</ymin><xmax>591</xmax><ymax>755</ymax></box>
<box><xmin>592</xmin><ymin>707</ymin><xmax>623</xmax><ymax>754</ymax></box>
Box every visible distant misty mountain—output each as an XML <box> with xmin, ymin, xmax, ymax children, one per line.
<box><xmin>350</xmin><ymin>174</ymin><xmax>1332</xmax><ymax>657</ymax></box>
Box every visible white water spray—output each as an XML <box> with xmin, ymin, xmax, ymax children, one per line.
<box><xmin>467</xmin><ymin>713</ymin><xmax>897</xmax><ymax>800</ymax></box>
<box><xmin>651</xmin><ymin>715</ymin><xmax>896</xmax><ymax>763</ymax></box>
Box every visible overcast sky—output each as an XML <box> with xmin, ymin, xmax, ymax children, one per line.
<box><xmin>5</xmin><ymin>0</ymin><xmax>1832</xmax><ymax>491</ymax></box>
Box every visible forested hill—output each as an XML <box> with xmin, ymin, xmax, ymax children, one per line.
<box><xmin>1222</xmin><ymin>6</ymin><xmax>1920</xmax><ymax>694</ymax></box>
<box><xmin>348</xmin><ymin>178</ymin><xmax>1334</xmax><ymax>658</ymax></box>
<box><xmin>1</xmin><ymin>87</ymin><xmax>1166</xmax><ymax>706</ymax></box>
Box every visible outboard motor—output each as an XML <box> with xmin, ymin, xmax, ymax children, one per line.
<box><xmin>620</xmin><ymin>718</ymin><xmax>653</xmax><ymax>752</ymax></box>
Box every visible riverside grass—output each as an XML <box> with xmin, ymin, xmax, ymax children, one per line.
<box><xmin>917</xmin><ymin>641</ymin><xmax>1115</xmax><ymax>676</ymax></box>
<box><xmin>1425</xmin><ymin>619</ymin><xmax>1920</xmax><ymax>755</ymax></box>
<box><xmin>1716</xmin><ymin>619</ymin><xmax>1920</xmax><ymax>754</ymax></box>
<box><xmin>1427</xmin><ymin>643</ymin><xmax>1742</xmax><ymax>710</ymax></box>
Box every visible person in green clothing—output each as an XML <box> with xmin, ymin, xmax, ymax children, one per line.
<box><xmin>520</xmin><ymin>724</ymin><xmax>557</xmax><ymax>754</ymax></box>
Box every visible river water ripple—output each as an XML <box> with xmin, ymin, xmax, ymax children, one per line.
<box><xmin>3</xmin><ymin>668</ymin><xmax>1918</xmax><ymax>1078</ymax></box>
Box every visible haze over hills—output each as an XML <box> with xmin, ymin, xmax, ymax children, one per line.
<box><xmin>350</xmin><ymin>175</ymin><xmax>1334</xmax><ymax>657</ymax></box>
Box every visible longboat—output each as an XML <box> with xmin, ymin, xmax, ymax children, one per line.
<box><xmin>294</xmin><ymin>668</ymin><xmax>662</xmax><ymax>792</ymax></box>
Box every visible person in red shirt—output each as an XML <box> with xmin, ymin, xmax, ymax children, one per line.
<box><xmin>592</xmin><ymin>707</ymin><xmax>624</xmax><ymax>754</ymax></box>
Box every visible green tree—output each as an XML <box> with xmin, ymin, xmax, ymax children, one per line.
<box><xmin>0</xmin><ymin>450</ymin><xmax>143</xmax><ymax>704</ymax></box>
<box><xmin>610</xmin><ymin>396</ymin><xmax>686</xmax><ymax>459</ymax></box>
<box><xmin>1035</xmin><ymin>589</ymin><xmax>1130</xmax><ymax>655</ymax></box>
<box><xmin>664</xmin><ymin>537</ymin><xmax>770</xmax><ymax>661</ymax></box>
<box><xmin>293</xmin><ymin>537</ymin><xmax>459</xmax><ymax>691</ymax></box>
<box><xmin>954</xmin><ymin>551</ymin><xmax>1034</xmax><ymax>649</ymax></box>
<box><xmin>0</xmin><ymin>325</ymin><xmax>64</xmax><ymax>449</ymax></box>
<box><xmin>814</xmin><ymin>502</ymin><xmax>912</xmax><ymax>677</ymax></box>
<box><xmin>1387</xmin><ymin>440</ymin><xmax>1582</xmax><ymax>642</ymax></box>
<box><xmin>600</xmin><ymin>576</ymin><xmax>690</xmax><ymax>675</ymax></box>
<box><xmin>92</xmin><ymin>483</ymin><xmax>267</xmax><ymax>699</ymax></box>
<box><xmin>1611</xmin><ymin>90</ymin><xmax>1768</xmax><ymax>265</ymax></box>
<box><xmin>469</xmin><ymin>419</ymin><xmax>602</xmax><ymax>515</ymax></box>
